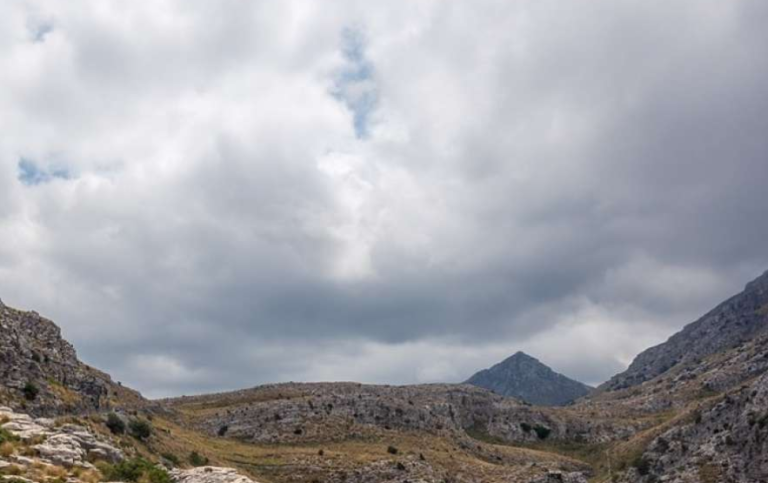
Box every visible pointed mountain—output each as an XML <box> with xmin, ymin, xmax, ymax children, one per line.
<box><xmin>464</xmin><ymin>351</ymin><xmax>593</xmax><ymax>406</ymax></box>
<box><xmin>601</xmin><ymin>269</ymin><xmax>768</xmax><ymax>392</ymax></box>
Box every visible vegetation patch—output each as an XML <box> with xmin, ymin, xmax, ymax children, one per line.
<box><xmin>129</xmin><ymin>419</ymin><xmax>153</xmax><ymax>440</ymax></box>
<box><xmin>99</xmin><ymin>457</ymin><xmax>171</xmax><ymax>483</ymax></box>
<box><xmin>22</xmin><ymin>382</ymin><xmax>39</xmax><ymax>401</ymax></box>
<box><xmin>106</xmin><ymin>413</ymin><xmax>126</xmax><ymax>435</ymax></box>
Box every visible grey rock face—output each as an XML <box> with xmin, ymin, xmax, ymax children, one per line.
<box><xmin>0</xmin><ymin>406</ymin><xmax>124</xmax><ymax>468</ymax></box>
<box><xmin>0</xmin><ymin>302</ymin><xmax>142</xmax><ymax>416</ymax></box>
<box><xmin>171</xmin><ymin>467</ymin><xmax>261</xmax><ymax>483</ymax></box>
<box><xmin>616</xmin><ymin>369</ymin><xmax>768</xmax><ymax>483</ymax></box>
<box><xmin>602</xmin><ymin>270</ymin><xmax>768</xmax><ymax>392</ymax></box>
<box><xmin>465</xmin><ymin>352</ymin><xmax>593</xmax><ymax>406</ymax></box>
<box><xmin>165</xmin><ymin>382</ymin><xmax>635</xmax><ymax>447</ymax></box>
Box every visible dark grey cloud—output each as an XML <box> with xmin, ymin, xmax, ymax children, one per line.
<box><xmin>0</xmin><ymin>0</ymin><xmax>767</xmax><ymax>397</ymax></box>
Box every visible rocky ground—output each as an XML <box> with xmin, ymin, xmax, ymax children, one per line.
<box><xmin>0</xmin><ymin>303</ymin><xmax>143</xmax><ymax>417</ymax></box>
<box><xmin>0</xmin><ymin>406</ymin><xmax>260</xmax><ymax>483</ymax></box>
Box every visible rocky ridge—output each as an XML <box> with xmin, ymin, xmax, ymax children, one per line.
<box><xmin>465</xmin><ymin>351</ymin><xmax>593</xmax><ymax>406</ymax></box>
<box><xmin>165</xmin><ymin>381</ymin><xmax>638</xmax><ymax>446</ymax></box>
<box><xmin>0</xmin><ymin>303</ymin><xmax>142</xmax><ymax>416</ymax></box>
<box><xmin>602</xmin><ymin>269</ymin><xmax>768</xmax><ymax>392</ymax></box>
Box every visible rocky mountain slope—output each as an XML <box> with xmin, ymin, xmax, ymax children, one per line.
<box><xmin>0</xmin><ymin>300</ymin><xmax>143</xmax><ymax>417</ymax></box>
<box><xmin>465</xmin><ymin>352</ymin><xmax>593</xmax><ymax>406</ymax></box>
<box><xmin>601</xmin><ymin>269</ymin><xmax>768</xmax><ymax>392</ymax></box>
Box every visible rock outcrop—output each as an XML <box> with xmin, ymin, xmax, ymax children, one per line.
<box><xmin>465</xmin><ymin>352</ymin><xmax>593</xmax><ymax>406</ymax></box>
<box><xmin>0</xmin><ymin>301</ymin><xmax>143</xmax><ymax>416</ymax></box>
<box><xmin>164</xmin><ymin>381</ymin><xmax>637</xmax><ymax>447</ymax></box>
<box><xmin>601</xmin><ymin>269</ymin><xmax>768</xmax><ymax>392</ymax></box>
<box><xmin>171</xmin><ymin>467</ymin><xmax>261</xmax><ymax>483</ymax></box>
<box><xmin>0</xmin><ymin>406</ymin><xmax>123</xmax><ymax>472</ymax></box>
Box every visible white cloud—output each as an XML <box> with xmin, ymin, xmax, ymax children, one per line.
<box><xmin>1</xmin><ymin>0</ymin><xmax>767</xmax><ymax>397</ymax></box>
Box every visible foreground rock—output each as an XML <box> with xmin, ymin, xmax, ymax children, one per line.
<box><xmin>171</xmin><ymin>467</ymin><xmax>261</xmax><ymax>483</ymax></box>
<box><xmin>0</xmin><ymin>406</ymin><xmax>123</xmax><ymax>468</ymax></box>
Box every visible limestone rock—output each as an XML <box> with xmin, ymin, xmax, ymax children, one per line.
<box><xmin>602</xmin><ymin>269</ymin><xmax>768</xmax><ymax>391</ymax></box>
<box><xmin>171</xmin><ymin>466</ymin><xmax>260</xmax><ymax>483</ymax></box>
<box><xmin>0</xmin><ymin>302</ymin><xmax>143</xmax><ymax>416</ymax></box>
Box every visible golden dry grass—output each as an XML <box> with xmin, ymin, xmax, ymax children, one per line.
<box><xmin>0</xmin><ymin>441</ymin><xmax>14</xmax><ymax>457</ymax></box>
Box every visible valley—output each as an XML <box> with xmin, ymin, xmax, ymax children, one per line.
<box><xmin>2</xmin><ymin>269</ymin><xmax>768</xmax><ymax>482</ymax></box>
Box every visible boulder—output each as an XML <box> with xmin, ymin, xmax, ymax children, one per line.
<box><xmin>170</xmin><ymin>466</ymin><xmax>261</xmax><ymax>483</ymax></box>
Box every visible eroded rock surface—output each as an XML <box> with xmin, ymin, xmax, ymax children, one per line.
<box><xmin>171</xmin><ymin>466</ymin><xmax>261</xmax><ymax>483</ymax></box>
<box><xmin>0</xmin><ymin>406</ymin><xmax>123</xmax><ymax>468</ymax></box>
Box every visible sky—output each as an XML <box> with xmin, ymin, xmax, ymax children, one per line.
<box><xmin>1</xmin><ymin>0</ymin><xmax>768</xmax><ymax>398</ymax></box>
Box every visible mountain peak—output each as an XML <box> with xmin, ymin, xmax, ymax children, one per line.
<box><xmin>465</xmin><ymin>352</ymin><xmax>592</xmax><ymax>406</ymax></box>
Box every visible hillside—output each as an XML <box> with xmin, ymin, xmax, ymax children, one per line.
<box><xmin>465</xmin><ymin>352</ymin><xmax>593</xmax><ymax>406</ymax></box>
<box><xmin>3</xmin><ymin>268</ymin><xmax>768</xmax><ymax>482</ymax></box>
<box><xmin>601</xmin><ymin>269</ymin><xmax>768</xmax><ymax>392</ymax></box>
<box><xmin>0</xmin><ymin>300</ymin><xmax>143</xmax><ymax>416</ymax></box>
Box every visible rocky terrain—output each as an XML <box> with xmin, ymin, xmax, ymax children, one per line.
<box><xmin>465</xmin><ymin>352</ymin><xmax>593</xmax><ymax>406</ymax></box>
<box><xmin>601</xmin><ymin>269</ymin><xmax>768</xmax><ymax>392</ymax></box>
<box><xmin>0</xmin><ymin>300</ymin><xmax>142</xmax><ymax>417</ymax></box>
<box><xmin>2</xmin><ymin>269</ymin><xmax>768</xmax><ymax>482</ymax></box>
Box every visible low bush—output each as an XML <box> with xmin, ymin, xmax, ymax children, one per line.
<box><xmin>100</xmin><ymin>458</ymin><xmax>171</xmax><ymax>483</ymax></box>
<box><xmin>105</xmin><ymin>413</ymin><xmax>126</xmax><ymax>435</ymax></box>
<box><xmin>632</xmin><ymin>455</ymin><xmax>652</xmax><ymax>476</ymax></box>
<box><xmin>0</xmin><ymin>427</ymin><xmax>18</xmax><ymax>444</ymax></box>
<box><xmin>128</xmin><ymin>419</ymin><xmax>152</xmax><ymax>440</ymax></box>
<box><xmin>189</xmin><ymin>451</ymin><xmax>209</xmax><ymax>467</ymax></box>
<box><xmin>161</xmin><ymin>452</ymin><xmax>180</xmax><ymax>466</ymax></box>
<box><xmin>23</xmin><ymin>382</ymin><xmax>39</xmax><ymax>401</ymax></box>
<box><xmin>533</xmin><ymin>424</ymin><xmax>551</xmax><ymax>440</ymax></box>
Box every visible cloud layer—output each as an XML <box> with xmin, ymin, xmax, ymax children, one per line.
<box><xmin>1</xmin><ymin>0</ymin><xmax>767</xmax><ymax>397</ymax></box>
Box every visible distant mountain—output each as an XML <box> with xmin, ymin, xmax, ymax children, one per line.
<box><xmin>465</xmin><ymin>351</ymin><xmax>593</xmax><ymax>406</ymax></box>
<box><xmin>600</xmin><ymin>269</ymin><xmax>768</xmax><ymax>392</ymax></box>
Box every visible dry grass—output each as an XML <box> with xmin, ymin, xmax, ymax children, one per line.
<box><xmin>136</xmin><ymin>414</ymin><xmax>584</xmax><ymax>483</ymax></box>
<box><xmin>43</xmin><ymin>464</ymin><xmax>69</xmax><ymax>479</ymax></box>
<box><xmin>0</xmin><ymin>441</ymin><xmax>15</xmax><ymax>457</ymax></box>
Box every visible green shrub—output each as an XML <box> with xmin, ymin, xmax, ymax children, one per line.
<box><xmin>23</xmin><ymin>382</ymin><xmax>39</xmax><ymax>401</ymax></box>
<box><xmin>632</xmin><ymin>455</ymin><xmax>652</xmax><ymax>476</ymax></box>
<box><xmin>520</xmin><ymin>422</ymin><xmax>532</xmax><ymax>433</ymax></box>
<box><xmin>161</xmin><ymin>453</ymin><xmax>180</xmax><ymax>466</ymax></box>
<box><xmin>128</xmin><ymin>419</ymin><xmax>152</xmax><ymax>440</ymax></box>
<box><xmin>189</xmin><ymin>451</ymin><xmax>209</xmax><ymax>467</ymax></box>
<box><xmin>533</xmin><ymin>425</ymin><xmax>551</xmax><ymax>440</ymax></box>
<box><xmin>101</xmin><ymin>458</ymin><xmax>171</xmax><ymax>483</ymax></box>
<box><xmin>387</xmin><ymin>446</ymin><xmax>399</xmax><ymax>455</ymax></box>
<box><xmin>106</xmin><ymin>413</ymin><xmax>126</xmax><ymax>435</ymax></box>
<box><xmin>0</xmin><ymin>427</ymin><xmax>19</xmax><ymax>444</ymax></box>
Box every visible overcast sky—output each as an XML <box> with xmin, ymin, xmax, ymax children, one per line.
<box><xmin>1</xmin><ymin>1</ymin><xmax>767</xmax><ymax>398</ymax></box>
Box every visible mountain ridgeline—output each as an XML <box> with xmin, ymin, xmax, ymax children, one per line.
<box><xmin>601</xmin><ymin>269</ymin><xmax>768</xmax><ymax>392</ymax></box>
<box><xmin>2</xmin><ymin>269</ymin><xmax>768</xmax><ymax>483</ymax></box>
<box><xmin>465</xmin><ymin>351</ymin><xmax>593</xmax><ymax>406</ymax></box>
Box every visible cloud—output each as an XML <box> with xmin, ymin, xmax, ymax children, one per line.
<box><xmin>0</xmin><ymin>0</ymin><xmax>767</xmax><ymax>397</ymax></box>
